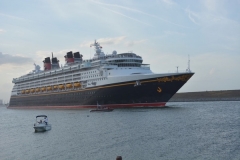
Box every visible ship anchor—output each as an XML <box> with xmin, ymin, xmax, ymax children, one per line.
<box><xmin>157</xmin><ymin>87</ymin><xmax>162</xmax><ymax>93</ymax></box>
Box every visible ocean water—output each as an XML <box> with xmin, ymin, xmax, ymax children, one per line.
<box><xmin>0</xmin><ymin>101</ymin><xmax>239</xmax><ymax>160</ymax></box>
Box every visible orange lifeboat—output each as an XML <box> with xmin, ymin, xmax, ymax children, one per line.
<box><xmin>35</xmin><ymin>88</ymin><xmax>40</xmax><ymax>92</ymax></box>
<box><xmin>66</xmin><ymin>83</ymin><xmax>73</xmax><ymax>88</ymax></box>
<box><xmin>25</xmin><ymin>90</ymin><xmax>30</xmax><ymax>94</ymax></box>
<box><xmin>41</xmin><ymin>87</ymin><xmax>46</xmax><ymax>92</ymax></box>
<box><xmin>47</xmin><ymin>86</ymin><xmax>52</xmax><ymax>91</ymax></box>
<box><xmin>21</xmin><ymin>90</ymin><xmax>25</xmax><ymax>94</ymax></box>
<box><xmin>58</xmin><ymin>84</ymin><xmax>65</xmax><ymax>90</ymax></box>
<box><xmin>30</xmin><ymin>89</ymin><xmax>35</xmax><ymax>93</ymax></box>
<box><xmin>53</xmin><ymin>85</ymin><xmax>58</xmax><ymax>90</ymax></box>
<box><xmin>74</xmin><ymin>82</ymin><xmax>81</xmax><ymax>88</ymax></box>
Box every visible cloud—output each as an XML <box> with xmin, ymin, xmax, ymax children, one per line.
<box><xmin>91</xmin><ymin>0</ymin><xmax>188</xmax><ymax>28</ymax></box>
<box><xmin>90</xmin><ymin>0</ymin><xmax>145</xmax><ymax>13</ymax></box>
<box><xmin>185</xmin><ymin>7</ymin><xmax>200</xmax><ymax>25</ymax></box>
<box><xmin>98</xmin><ymin>36</ymin><xmax>127</xmax><ymax>45</ymax></box>
<box><xmin>188</xmin><ymin>14</ymin><xmax>198</xmax><ymax>25</ymax></box>
<box><xmin>0</xmin><ymin>12</ymin><xmax>25</xmax><ymax>21</ymax></box>
<box><xmin>0</xmin><ymin>29</ymin><xmax>5</xmax><ymax>33</ymax></box>
<box><xmin>161</xmin><ymin>0</ymin><xmax>176</xmax><ymax>5</ymax></box>
<box><xmin>102</xmin><ymin>7</ymin><xmax>154</xmax><ymax>27</ymax></box>
<box><xmin>80</xmin><ymin>36</ymin><xmax>127</xmax><ymax>47</ymax></box>
<box><xmin>43</xmin><ymin>0</ymin><xmax>68</xmax><ymax>19</ymax></box>
<box><xmin>203</xmin><ymin>0</ymin><xmax>217</xmax><ymax>11</ymax></box>
<box><xmin>185</xmin><ymin>3</ymin><xmax>240</xmax><ymax>27</ymax></box>
<box><xmin>80</xmin><ymin>37</ymin><xmax>147</xmax><ymax>50</ymax></box>
<box><xmin>125</xmin><ymin>39</ymin><xmax>147</xmax><ymax>47</ymax></box>
<box><xmin>164</xmin><ymin>31</ymin><xmax>185</xmax><ymax>36</ymax></box>
<box><xmin>0</xmin><ymin>52</ymin><xmax>33</xmax><ymax>65</ymax></box>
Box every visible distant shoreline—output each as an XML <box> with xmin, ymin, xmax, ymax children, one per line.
<box><xmin>170</xmin><ymin>89</ymin><xmax>240</xmax><ymax>102</ymax></box>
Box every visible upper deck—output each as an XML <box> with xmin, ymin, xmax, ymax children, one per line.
<box><xmin>12</xmin><ymin>40</ymin><xmax>148</xmax><ymax>84</ymax></box>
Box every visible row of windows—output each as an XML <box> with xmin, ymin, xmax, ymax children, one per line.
<box><xmin>17</xmin><ymin>69</ymin><xmax>98</xmax><ymax>84</ymax></box>
<box><xmin>90</xmin><ymin>54</ymin><xmax>141</xmax><ymax>61</ymax></box>
<box><xmin>108</xmin><ymin>59</ymin><xmax>142</xmax><ymax>63</ymax></box>
<box><xmin>16</xmin><ymin>66</ymin><xmax>100</xmax><ymax>81</ymax></box>
<box><xmin>17</xmin><ymin>70</ymin><xmax>100</xmax><ymax>89</ymax></box>
<box><xmin>16</xmin><ymin>77</ymin><xmax>108</xmax><ymax>92</ymax></box>
<box><xmin>117</xmin><ymin>64</ymin><xmax>141</xmax><ymax>67</ymax></box>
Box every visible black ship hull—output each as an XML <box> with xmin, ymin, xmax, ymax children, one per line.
<box><xmin>8</xmin><ymin>73</ymin><xmax>194</xmax><ymax>109</ymax></box>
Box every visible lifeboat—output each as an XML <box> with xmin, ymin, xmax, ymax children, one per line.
<box><xmin>30</xmin><ymin>89</ymin><xmax>35</xmax><ymax>93</ymax></box>
<box><xmin>35</xmin><ymin>88</ymin><xmax>40</xmax><ymax>92</ymax></box>
<box><xmin>58</xmin><ymin>84</ymin><xmax>65</xmax><ymax>90</ymax></box>
<box><xmin>41</xmin><ymin>87</ymin><xmax>46</xmax><ymax>92</ymax></box>
<box><xmin>47</xmin><ymin>86</ymin><xmax>52</xmax><ymax>91</ymax></box>
<box><xmin>66</xmin><ymin>83</ymin><xmax>73</xmax><ymax>88</ymax></box>
<box><xmin>21</xmin><ymin>90</ymin><xmax>25</xmax><ymax>94</ymax></box>
<box><xmin>25</xmin><ymin>90</ymin><xmax>30</xmax><ymax>94</ymax></box>
<box><xmin>74</xmin><ymin>82</ymin><xmax>81</xmax><ymax>88</ymax></box>
<box><xmin>53</xmin><ymin>85</ymin><xmax>58</xmax><ymax>90</ymax></box>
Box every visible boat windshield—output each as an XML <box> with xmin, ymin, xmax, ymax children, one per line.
<box><xmin>36</xmin><ymin>115</ymin><xmax>47</xmax><ymax>118</ymax></box>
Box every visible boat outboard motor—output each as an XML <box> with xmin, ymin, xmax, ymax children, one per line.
<box><xmin>43</xmin><ymin>57</ymin><xmax>51</xmax><ymax>70</ymax></box>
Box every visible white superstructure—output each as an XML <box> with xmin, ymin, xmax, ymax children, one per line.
<box><xmin>11</xmin><ymin>40</ymin><xmax>158</xmax><ymax>96</ymax></box>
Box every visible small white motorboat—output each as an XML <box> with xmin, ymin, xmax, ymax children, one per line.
<box><xmin>33</xmin><ymin>115</ymin><xmax>51</xmax><ymax>132</ymax></box>
<box><xmin>90</xmin><ymin>102</ymin><xmax>113</xmax><ymax>112</ymax></box>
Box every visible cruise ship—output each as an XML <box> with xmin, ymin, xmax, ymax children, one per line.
<box><xmin>8</xmin><ymin>40</ymin><xmax>194</xmax><ymax>109</ymax></box>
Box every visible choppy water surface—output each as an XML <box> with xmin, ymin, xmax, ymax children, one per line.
<box><xmin>0</xmin><ymin>101</ymin><xmax>239</xmax><ymax>160</ymax></box>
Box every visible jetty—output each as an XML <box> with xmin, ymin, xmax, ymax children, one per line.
<box><xmin>170</xmin><ymin>90</ymin><xmax>240</xmax><ymax>102</ymax></box>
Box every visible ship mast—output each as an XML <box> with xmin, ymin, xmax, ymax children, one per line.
<box><xmin>90</xmin><ymin>40</ymin><xmax>105</xmax><ymax>58</ymax></box>
<box><xmin>187</xmin><ymin>55</ymin><xmax>191</xmax><ymax>73</ymax></box>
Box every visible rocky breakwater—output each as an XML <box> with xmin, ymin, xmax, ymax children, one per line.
<box><xmin>169</xmin><ymin>90</ymin><xmax>240</xmax><ymax>102</ymax></box>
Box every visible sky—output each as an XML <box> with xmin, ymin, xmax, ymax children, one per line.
<box><xmin>0</xmin><ymin>0</ymin><xmax>240</xmax><ymax>102</ymax></box>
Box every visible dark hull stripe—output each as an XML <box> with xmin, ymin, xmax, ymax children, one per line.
<box><xmin>8</xmin><ymin>102</ymin><xmax>166</xmax><ymax>109</ymax></box>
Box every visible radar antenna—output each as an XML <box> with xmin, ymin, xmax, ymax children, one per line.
<box><xmin>90</xmin><ymin>39</ymin><xmax>105</xmax><ymax>58</ymax></box>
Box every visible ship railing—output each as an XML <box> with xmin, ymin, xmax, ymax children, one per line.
<box><xmin>166</xmin><ymin>69</ymin><xmax>193</xmax><ymax>73</ymax></box>
<box><xmin>90</xmin><ymin>55</ymin><xmax>142</xmax><ymax>62</ymax></box>
<box><xmin>13</xmin><ymin>64</ymin><xmax>82</xmax><ymax>83</ymax></box>
<box><xmin>140</xmin><ymin>64</ymin><xmax>150</xmax><ymax>69</ymax></box>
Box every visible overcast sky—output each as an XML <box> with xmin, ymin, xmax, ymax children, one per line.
<box><xmin>0</xmin><ymin>0</ymin><xmax>240</xmax><ymax>102</ymax></box>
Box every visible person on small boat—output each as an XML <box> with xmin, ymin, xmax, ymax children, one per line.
<box><xmin>44</xmin><ymin>117</ymin><xmax>48</xmax><ymax>125</ymax></box>
<box><xmin>38</xmin><ymin>120</ymin><xmax>42</xmax><ymax>123</ymax></box>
